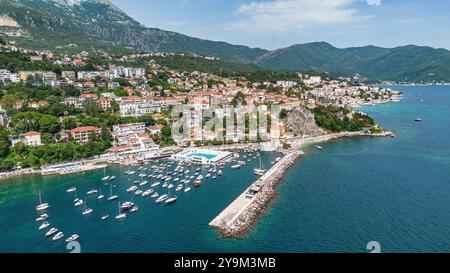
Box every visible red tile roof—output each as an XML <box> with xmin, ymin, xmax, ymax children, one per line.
<box><xmin>71</xmin><ymin>126</ymin><xmax>101</xmax><ymax>132</ymax></box>
<box><xmin>109</xmin><ymin>145</ymin><xmax>131</xmax><ymax>152</ymax></box>
<box><xmin>21</xmin><ymin>131</ymin><xmax>41</xmax><ymax>137</ymax></box>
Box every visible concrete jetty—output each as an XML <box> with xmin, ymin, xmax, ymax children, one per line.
<box><xmin>209</xmin><ymin>150</ymin><xmax>302</xmax><ymax>237</ymax></box>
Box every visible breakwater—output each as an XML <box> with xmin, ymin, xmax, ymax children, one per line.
<box><xmin>209</xmin><ymin>151</ymin><xmax>303</xmax><ymax>237</ymax></box>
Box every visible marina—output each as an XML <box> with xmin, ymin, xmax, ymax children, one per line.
<box><xmin>209</xmin><ymin>151</ymin><xmax>303</xmax><ymax>237</ymax></box>
<box><xmin>0</xmin><ymin>86</ymin><xmax>449</xmax><ymax>253</ymax></box>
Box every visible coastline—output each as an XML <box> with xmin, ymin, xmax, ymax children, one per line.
<box><xmin>0</xmin><ymin>159</ymin><xmax>108</xmax><ymax>181</ymax></box>
<box><xmin>209</xmin><ymin>130</ymin><xmax>395</xmax><ymax>238</ymax></box>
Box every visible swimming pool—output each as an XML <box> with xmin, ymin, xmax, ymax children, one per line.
<box><xmin>187</xmin><ymin>152</ymin><xmax>217</xmax><ymax>160</ymax></box>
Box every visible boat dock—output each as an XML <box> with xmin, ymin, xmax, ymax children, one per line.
<box><xmin>209</xmin><ymin>150</ymin><xmax>302</xmax><ymax>237</ymax></box>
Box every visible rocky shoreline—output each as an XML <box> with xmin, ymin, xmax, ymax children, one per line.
<box><xmin>211</xmin><ymin>130</ymin><xmax>395</xmax><ymax>238</ymax></box>
<box><xmin>0</xmin><ymin>168</ymin><xmax>41</xmax><ymax>181</ymax></box>
<box><xmin>215</xmin><ymin>151</ymin><xmax>303</xmax><ymax>238</ymax></box>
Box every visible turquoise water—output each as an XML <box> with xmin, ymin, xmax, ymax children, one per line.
<box><xmin>0</xmin><ymin>85</ymin><xmax>449</xmax><ymax>253</ymax></box>
<box><xmin>187</xmin><ymin>152</ymin><xmax>218</xmax><ymax>160</ymax></box>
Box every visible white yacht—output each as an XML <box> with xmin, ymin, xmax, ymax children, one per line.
<box><xmin>115</xmin><ymin>203</ymin><xmax>126</xmax><ymax>220</ymax></box>
<box><xmin>39</xmin><ymin>221</ymin><xmax>50</xmax><ymax>230</ymax></box>
<box><xmin>52</xmin><ymin>232</ymin><xmax>64</xmax><ymax>241</ymax></box>
<box><xmin>184</xmin><ymin>187</ymin><xmax>192</xmax><ymax>193</ymax></box>
<box><xmin>107</xmin><ymin>184</ymin><xmax>119</xmax><ymax>201</ymax></box>
<box><xmin>142</xmin><ymin>189</ymin><xmax>154</xmax><ymax>197</ymax></box>
<box><xmin>74</xmin><ymin>199</ymin><xmax>84</xmax><ymax>207</ymax></box>
<box><xmin>66</xmin><ymin>234</ymin><xmax>79</xmax><ymax>243</ymax></box>
<box><xmin>134</xmin><ymin>190</ymin><xmax>143</xmax><ymax>195</ymax></box>
<box><xmin>151</xmin><ymin>181</ymin><xmax>161</xmax><ymax>187</ymax></box>
<box><xmin>86</xmin><ymin>189</ymin><xmax>98</xmax><ymax>195</ymax></box>
<box><xmin>120</xmin><ymin>202</ymin><xmax>135</xmax><ymax>211</ymax></box>
<box><xmin>151</xmin><ymin>192</ymin><xmax>159</xmax><ymax>198</ymax></box>
<box><xmin>82</xmin><ymin>200</ymin><xmax>94</xmax><ymax>215</ymax></box>
<box><xmin>45</xmin><ymin>228</ymin><xmax>58</xmax><ymax>237</ymax></box>
<box><xmin>155</xmin><ymin>194</ymin><xmax>169</xmax><ymax>203</ymax></box>
<box><xmin>97</xmin><ymin>189</ymin><xmax>105</xmax><ymax>200</ymax></box>
<box><xmin>126</xmin><ymin>186</ymin><xmax>138</xmax><ymax>193</ymax></box>
<box><xmin>164</xmin><ymin>196</ymin><xmax>177</xmax><ymax>205</ymax></box>
<box><xmin>36</xmin><ymin>192</ymin><xmax>50</xmax><ymax>211</ymax></box>
<box><xmin>36</xmin><ymin>214</ymin><xmax>49</xmax><ymax>222</ymax></box>
<box><xmin>101</xmin><ymin>167</ymin><xmax>110</xmax><ymax>181</ymax></box>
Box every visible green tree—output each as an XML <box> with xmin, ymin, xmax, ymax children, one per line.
<box><xmin>39</xmin><ymin>115</ymin><xmax>59</xmax><ymax>134</ymax></box>
<box><xmin>156</xmin><ymin>118</ymin><xmax>168</xmax><ymax>126</ymax></box>
<box><xmin>0</xmin><ymin>125</ymin><xmax>10</xmax><ymax>158</ymax></box>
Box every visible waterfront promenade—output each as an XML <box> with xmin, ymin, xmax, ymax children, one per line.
<box><xmin>209</xmin><ymin>150</ymin><xmax>302</xmax><ymax>237</ymax></box>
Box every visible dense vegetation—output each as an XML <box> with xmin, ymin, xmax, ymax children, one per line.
<box><xmin>310</xmin><ymin>105</ymin><xmax>376</xmax><ymax>132</ymax></box>
<box><xmin>0</xmin><ymin>0</ymin><xmax>266</xmax><ymax>63</ymax></box>
<box><xmin>153</xmin><ymin>55</ymin><xmax>261</xmax><ymax>75</ymax></box>
<box><xmin>0</xmin><ymin>140</ymin><xmax>111</xmax><ymax>171</ymax></box>
<box><xmin>0</xmin><ymin>78</ymin><xmax>181</xmax><ymax>171</ymax></box>
<box><xmin>254</xmin><ymin>42</ymin><xmax>450</xmax><ymax>82</ymax></box>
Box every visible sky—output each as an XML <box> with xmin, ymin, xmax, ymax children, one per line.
<box><xmin>110</xmin><ymin>0</ymin><xmax>450</xmax><ymax>50</ymax></box>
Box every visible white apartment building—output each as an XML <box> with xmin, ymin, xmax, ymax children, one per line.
<box><xmin>112</xmin><ymin>122</ymin><xmax>146</xmax><ymax>145</ymax></box>
<box><xmin>119</xmin><ymin>97</ymin><xmax>160</xmax><ymax>117</ymax></box>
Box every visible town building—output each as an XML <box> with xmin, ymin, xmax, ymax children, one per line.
<box><xmin>70</xmin><ymin>126</ymin><xmax>101</xmax><ymax>143</ymax></box>
<box><xmin>10</xmin><ymin>131</ymin><xmax>42</xmax><ymax>147</ymax></box>
<box><xmin>112</xmin><ymin>122</ymin><xmax>146</xmax><ymax>145</ymax></box>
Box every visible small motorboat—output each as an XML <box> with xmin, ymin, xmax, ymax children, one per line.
<box><xmin>74</xmin><ymin>199</ymin><xmax>84</xmax><ymax>207</ymax></box>
<box><xmin>45</xmin><ymin>228</ymin><xmax>58</xmax><ymax>237</ymax></box>
<box><xmin>151</xmin><ymin>192</ymin><xmax>159</xmax><ymax>198</ymax></box>
<box><xmin>52</xmin><ymin>232</ymin><xmax>64</xmax><ymax>241</ymax></box>
<box><xmin>194</xmin><ymin>180</ymin><xmax>201</xmax><ymax>187</ymax></box>
<box><xmin>155</xmin><ymin>194</ymin><xmax>169</xmax><ymax>204</ymax></box>
<box><xmin>126</xmin><ymin>186</ymin><xmax>138</xmax><ymax>193</ymax></box>
<box><xmin>142</xmin><ymin>189</ymin><xmax>154</xmax><ymax>197</ymax></box>
<box><xmin>86</xmin><ymin>189</ymin><xmax>98</xmax><ymax>195</ymax></box>
<box><xmin>36</xmin><ymin>214</ymin><xmax>49</xmax><ymax>222</ymax></box>
<box><xmin>120</xmin><ymin>202</ymin><xmax>135</xmax><ymax>211</ymax></box>
<box><xmin>101</xmin><ymin>215</ymin><xmax>110</xmax><ymax>221</ymax></box>
<box><xmin>39</xmin><ymin>221</ymin><xmax>50</xmax><ymax>230</ymax></box>
<box><xmin>82</xmin><ymin>208</ymin><xmax>94</xmax><ymax>215</ymax></box>
<box><xmin>66</xmin><ymin>234</ymin><xmax>79</xmax><ymax>243</ymax></box>
<box><xmin>66</xmin><ymin>187</ymin><xmax>76</xmax><ymax>193</ymax></box>
<box><xmin>164</xmin><ymin>196</ymin><xmax>177</xmax><ymax>205</ymax></box>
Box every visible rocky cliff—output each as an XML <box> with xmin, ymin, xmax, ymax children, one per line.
<box><xmin>286</xmin><ymin>106</ymin><xmax>323</xmax><ymax>137</ymax></box>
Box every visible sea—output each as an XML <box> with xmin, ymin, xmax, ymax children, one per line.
<box><xmin>0</xmin><ymin>85</ymin><xmax>449</xmax><ymax>253</ymax></box>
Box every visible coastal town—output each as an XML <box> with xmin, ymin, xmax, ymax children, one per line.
<box><xmin>0</xmin><ymin>38</ymin><xmax>402</xmax><ymax>177</ymax></box>
<box><xmin>0</xmin><ymin>37</ymin><xmax>403</xmax><ymax>238</ymax></box>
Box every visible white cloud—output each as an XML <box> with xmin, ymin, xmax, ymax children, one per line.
<box><xmin>230</xmin><ymin>0</ymin><xmax>372</xmax><ymax>32</ymax></box>
<box><xmin>366</xmin><ymin>0</ymin><xmax>381</xmax><ymax>6</ymax></box>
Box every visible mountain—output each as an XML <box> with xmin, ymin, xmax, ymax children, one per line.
<box><xmin>0</xmin><ymin>0</ymin><xmax>267</xmax><ymax>63</ymax></box>
<box><xmin>254</xmin><ymin>42</ymin><xmax>450</xmax><ymax>82</ymax></box>
<box><xmin>1</xmin><ymin>0</ymin><xmax>450</xmax><ymax>82</ymax></box>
